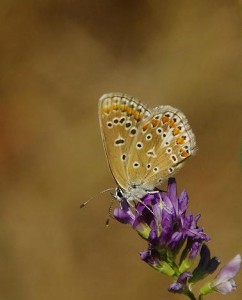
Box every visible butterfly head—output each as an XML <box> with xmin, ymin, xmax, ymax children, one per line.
<box><xmin>113</xmin><ymin>187</ymin><xmax>124</xmax><ymax>202</ymax></box>
<box><xmin>114</xmin><ymin>184</ymin><xmax>153</xmax><ymax>203</ymax></box>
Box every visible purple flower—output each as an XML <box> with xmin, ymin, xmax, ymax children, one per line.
<box><xmin>113</xmin><ymin>199</ymin><xmax>151</xmax><ymax>239</ymax></box>
<box><xmin>113</xmin><ymin>178</ymin><xmax>241</xmax><ymax>299</ymax></box>
<box><xmin>114</xmin><ymin>199</ymin><xmax>135</xmax><ymax>225</ymax></box>
<box><xmin>191</xmin><ymin>244</ymin><xmax>220</xmax><ymax>283</ymax></box>
<box><xmin>158</xmin><ymin>179</ymin><xmax>209</xmax><ymax>252</ymax></box>
<box><xmin>140</xmin><ymin>249</ymin><xmax>175</xmax><ymax>276</ymax></box>
<box><xmin>168</xmin><ymin>272</ymin><xmax>192</xmax><ymax>293</ymax></box>
<box><xmin>114</xmin><ymin>178</ymin><xmax>209</xmax><ymax>258</ymax></box>
<box><xmin>200</xmin><ymin>254</ymin><xmax>241</xmax><ymax>296</ymax></box>
<box><xmin>212</xmin><ymin>254</ymin><xmax>241</xmax><ymax>294</ymax></box>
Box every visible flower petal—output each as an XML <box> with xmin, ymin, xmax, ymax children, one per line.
<box><xmin>168</xmin><ymin>272</ymin><xmax>192</xmax><ymax>293</ymax></box>
<box><xmin>113</xmin><ymin>208</ymin><xmax>134</xmax><ymax>225</ymax></box>
<box><xmin>213</xmin><ymin>254</ymin><xmax>241</xmax><ymax>286</ymax></box>
<box><xmin>178</xmin><ymin>190</ymin><xmax>188</xmax><ymax>214</ymax></box>
<box><xmin>215</xmin><ymin>279</ymin><xmax>236</xmax><ymax>295</ymax></box>
<box><xmin>167</xmin><ymin>178</ymin><xmax>178</xmax><ymax>212</ymax></box>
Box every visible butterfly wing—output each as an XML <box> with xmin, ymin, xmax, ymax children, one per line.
<box><xmin>99</xmin><ymin>93</ymin><xmax>151</xmax><ymax>191</ymax></box>
<box><xmin>127</xmin><ymin>105</ymin><xmax>196</xmax><ymax>188</ymax></box>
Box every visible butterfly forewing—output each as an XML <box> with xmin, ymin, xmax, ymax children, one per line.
<box><xmin>127</xmin><ymin>105</ymin><xmax>196</xmax><ymax>188</ymax></box>
<box><xmin>99</xmin><ymin>93</ymin><xmax>151</xmax><ymax>190</ymax></box>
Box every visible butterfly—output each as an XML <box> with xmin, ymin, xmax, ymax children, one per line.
<box><xmin>99</xmin><ymin>93</ymin><xmax>196</xmax><ymax>203</ymax></box>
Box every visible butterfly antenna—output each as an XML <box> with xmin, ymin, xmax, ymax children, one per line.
<box><xmin>105</xmin><ymin>198</ymin><xmax>115</xmax><ymax>227</ymax></box>
<box><xmin>80</xmin><ymin>188</ymin><xmax>115</xmax><ymax>208</ymax></box>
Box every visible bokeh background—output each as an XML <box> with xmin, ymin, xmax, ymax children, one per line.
<box><xmin>0</xmin><ymin>1</ymin><xmax>241</xmax><ymax>299</ymax></box>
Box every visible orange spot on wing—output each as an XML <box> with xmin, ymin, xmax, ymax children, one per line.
<box><xmin>172</xmin><ymin>127</ymin><xmax>180</xmax><ymax>136</ymax></box>
<box><xmin>181</xmin><ymin>150</ymin><xmax>189</xmax><ymax>158</ymax></box>
<box><xmin>151</xmin><ymin>119</ymin><xmax>159</xmax><ymax>127</ymax></box>
<box><xmin>142</xmin><ymin>123</ymin><xmax>149</xmax><ymax>131</ymax></box>
<box><xmin>176</xmin><ymin>137</ymin><xmax>185</xmax><ymax>144</ymax></box>
<box><xmin>168</xmin><ymin>119</ymin><xmax>176</xmax><ymax>127</ymax></box>
<box><xmin>162</xmin><ymin>116</ymin><xmax>169</xmax><ymax>124</ymax></box>
<box><xmin>134</xmin><ymin>112</ymin><xmax>141</xmax><ymax>121</ymax></box>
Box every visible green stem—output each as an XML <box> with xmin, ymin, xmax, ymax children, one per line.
<box><xmin>183</xmin><ymin>289</ymin><xmax>197</xmax><ymax>300</ymax></box>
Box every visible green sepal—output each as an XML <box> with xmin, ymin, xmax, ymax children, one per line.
<box><xmin>199</xmin><ymin>281</ymin><xmax>214</xmax><ymax>295</ymax></box>
<box><xmin>159</xmin><ymin>261</ymin><xmax>176</xmax><ymax>277</ymax></box>
<box><xmin>136</xmin><ymin>224</ymin><xmax>150</xmax><ymax>240</ymax></box>
<box><xmin>179</xmin><ymin>258</ymin><xmax>193</xmax><ymax>273</ymax></box>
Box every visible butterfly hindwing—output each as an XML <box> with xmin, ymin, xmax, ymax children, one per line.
<box><xmin>127</xmin><ymin>105</ymin><xmax>196</xmax><ymax>188</ymax></box>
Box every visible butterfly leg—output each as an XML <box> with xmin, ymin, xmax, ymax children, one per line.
<box><xmin>134</xmin><ymin>198</ymin><xmax>155</xmax><ymax>216</ymax></box>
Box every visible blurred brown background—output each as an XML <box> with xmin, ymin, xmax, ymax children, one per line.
<box><xmin>0</xmin><ymin>1</ymin><xmax>241</xmax><ymax>299</ymax></box>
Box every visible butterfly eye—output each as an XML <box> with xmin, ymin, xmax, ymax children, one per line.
<box><xmin>116</xmin><ymin>188</ymin><xmax>123</xmax><ymax>198</ymax></box>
